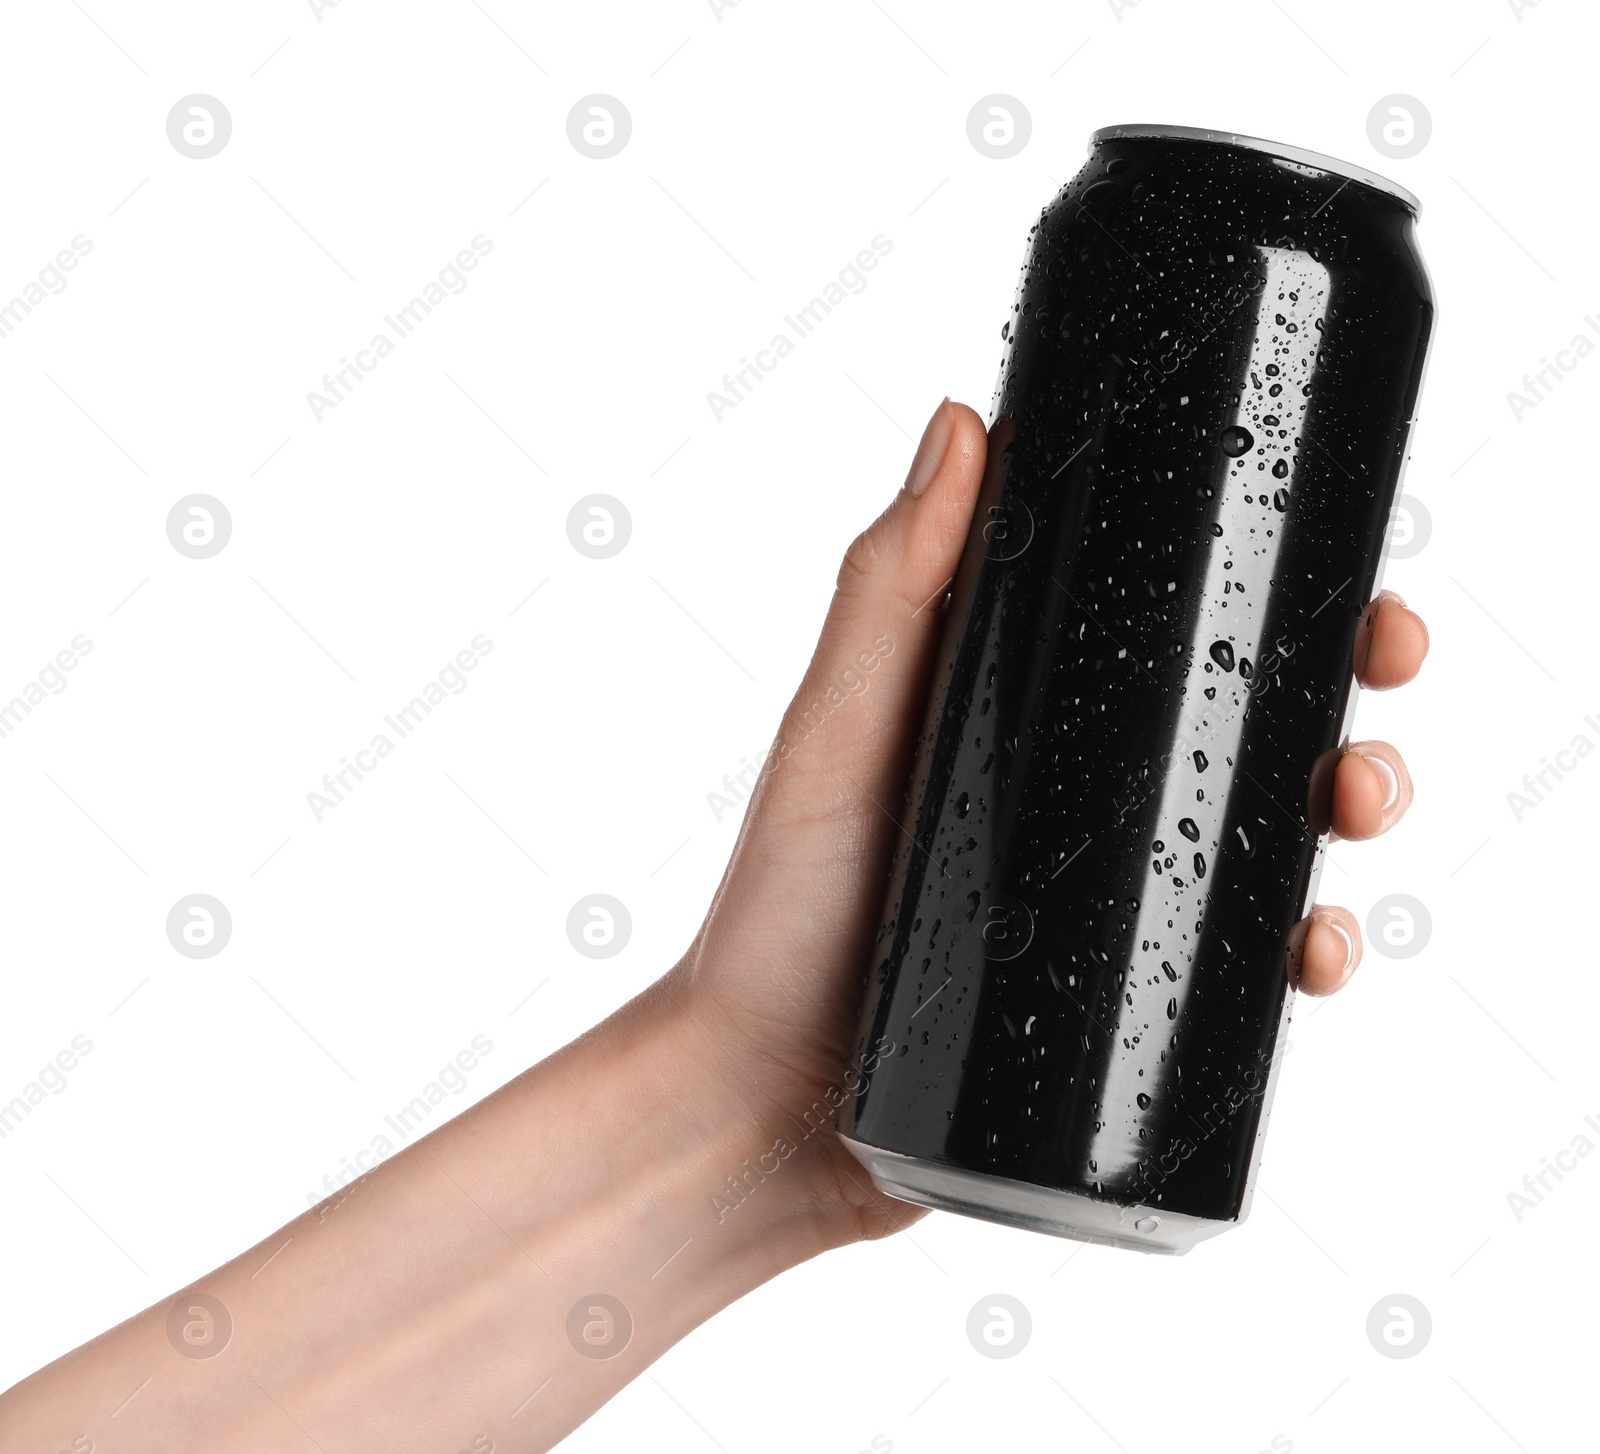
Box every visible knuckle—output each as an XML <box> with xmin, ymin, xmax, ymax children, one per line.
<box><xmin>836</xmin><ymin>521</ymin><xmax>888</xmax><ymax>599</ymax></box>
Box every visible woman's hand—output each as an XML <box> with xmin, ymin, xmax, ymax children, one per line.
<box><xmin>0</xmin><ymin>397</ymin><xmax>1430</xmax><ymax>1454</ymax></box>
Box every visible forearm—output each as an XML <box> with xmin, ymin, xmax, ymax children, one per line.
<box><xmin>1</xmin><ymin>977</ymin><xmax>848</xmax><ymax>1454</ymax></box>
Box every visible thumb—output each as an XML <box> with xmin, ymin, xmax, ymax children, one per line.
<box><xmin>684</xmin><ymin>396</ymin><xmax>989</xmax><ymax>1080</ymax></box>
<box><xmin>751</xmin><ymin>396</ymin><xmax>989</xmax><ymax>841</ymax></box>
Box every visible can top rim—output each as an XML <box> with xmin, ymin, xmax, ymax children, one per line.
<box><xmin>1089</xmin><ymin>124</ymin><xmax>1421</xmax><ymax>214</ymax></box>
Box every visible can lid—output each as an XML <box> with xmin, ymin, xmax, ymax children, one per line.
<box><xmin>1090</xmin><ymin>124</ymin><xmax>1421</xmax><ymax>214</ymax></box>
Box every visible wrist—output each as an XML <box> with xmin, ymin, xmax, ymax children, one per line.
<box><xmin>422</xmin><ymin>976</ymin><xmax>838</xmax><ymax>1418</ymax></box>
<box><xmin>637</xmin><ymin>972</ymin><xmax>912</xmax><ymax>1259</ymax></box>
<box><xmin>592</xmin><ymin>973</ymin><xmax>857</xmax><ymax>1268</ymax></box>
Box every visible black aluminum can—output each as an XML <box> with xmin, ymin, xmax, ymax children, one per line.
<box><xmin>841</xmin><ymin>125</ymin><xmax>1433</xmax><ymax>1253</ymax></box>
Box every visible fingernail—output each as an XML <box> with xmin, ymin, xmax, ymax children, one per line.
<box><xmin>1322</xmin><ymin>917</ymin><xmax>1357</xmax><ymax>987</ymax></box>
<box><xmin>1379</xmin><ymin>587</ymin><xmax>1408</xmax><ymax>609</ymax></box>
<box><xmin>905</xmin><ymin>398</ymin><xmax>953</xmax><ymax>498</ymax></box>
<box><xmin>1358</xmin><ymin>750</ymin><xmax>1401</xmax><ymax>811</ymax></box>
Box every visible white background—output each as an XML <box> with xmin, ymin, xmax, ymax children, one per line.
<box><xmin>0</xmin><ymin>1</ymin><xmax>1593</xmax><ymax>1451</ymax></box>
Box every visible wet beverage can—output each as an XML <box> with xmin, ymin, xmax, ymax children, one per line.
<box><xmin>841</xmin><ymin>125</ymin><xmax>1434</xmax><ymax>1253</ymax></box>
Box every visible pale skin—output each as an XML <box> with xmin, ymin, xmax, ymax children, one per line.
<box><xmin>1</xmin><ymin>399</ymin><xmax>1429</xmax><ymax>1453</ymax></box>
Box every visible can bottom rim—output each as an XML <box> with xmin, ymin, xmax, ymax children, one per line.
<box><xmin>838</xmin><ymin>1133</ymin><xmax>1235</xmax><ymax>1255</ymax></box>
